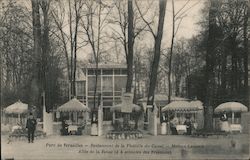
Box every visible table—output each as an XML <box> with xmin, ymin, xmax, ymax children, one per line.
<box><xmin>176</xmin><ymin>125</ymin><xmax>187</xmax><ymax>134</ymax></box>
<box><xmin>11</xmin><ymin>125</ymin><xmax>22</xmax><ymax>132</ymax></box>
<box><xmin>68</xmin><ymin>125</ymin><xmax>78</xmax><ymax>134</ymax></box>
<box><xmin>230</xmin><ymin>124</ymin><xmax>242</xmax><ymax>133</ymax></box>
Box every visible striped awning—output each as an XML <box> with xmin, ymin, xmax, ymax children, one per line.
<box><xmin>138</xmin><ymin>94</ymin><xmax>189</xmax><ymax>103</ymax></box>
<box><xmin>57</xmin><ymin>98</ymin><xmax>89</xmax><ymax>112</ymax></box>
<box><xmin>214</xmin><ymin>102</ymin><xmax>248</xmax><ymax>113</ymax></box>
<box><xmin>5</xmin><ymin>100</ymin><xmax>28</xmax><ymax>114</ymax></box>
<box><xmin>162</xmin><ymin>100</ymin><xmax>203</xmax><ymax>112</ymax></box>
<box><xmin>111</xmin><ymin>103</ymin><xmax>141</xmax><ymax>112</ymax></box>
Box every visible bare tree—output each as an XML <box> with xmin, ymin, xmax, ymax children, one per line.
<box><xmin>51</xmin><ymin>3</ymin><xmax>70</xmax><ymax>96</ymax></box>
<box><xmin>81</xmin><ymin>1</ymin><xmax>112</xmax><ymax>119</ymax></box>
<box><xmin>167</xmin><ymin>0</ymin><xmax>201</xmax><ymax>103</ymax></box>
<box><xmin>0</xmin><ymin>1</ymin><xmax>33</xmax><ymax>107</ymax></box>
<box><xmin>51</xmin><ymin>0</ymin><xmax>85</xmax><ymax>99</ymax></box>
<box><xmin>31</xmin><ymin>0</ymin><xmax>65</xmax><ymax>114</ymax></box>
<box><xmin>70</xmin><ymin>0</ymin><xmax>84</xmax><ymax>97</ymax></box>
<box><xmin>135</xmin><ymin>0</ymin><xmax>167</xmax><ymax>106</ymax></box>
<box><xmin>109</xmin><ymin>0</ymin><xmax>149</xmax><ymax>94</ymax></box>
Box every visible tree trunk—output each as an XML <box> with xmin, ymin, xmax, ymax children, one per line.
<box><xmin>122</xmin><ymin>0</ymin><xmax>135</xmax><ymax>129</ymax></box>
<box><xmin>230</xmin><ymin>35</ymin><xmax>237</xmax><ymax>93</ymax></box>
<box><xmin>72</xmin><ymin>2</ymin><xmax>80</xmax><ymax>97</ymax></box>
<box><xmin>147</xmin><ymin>0</ymin><xmax>167</xmax><ymax>106</ymax></box>
<box><xmin>221</xmin><ymin>39</ymin><xmax>227</xmax><ymax>96</ymax></box>
<box><xmin>41</xmin><ymin>0</ymin><xmax>50</xmax><ymax>112</ymax></box>
<box><xmin>204</xmin><ymin>0</ymin><xmax>217</xmax><ymax>131</ymax></box>
<box><xmin>31</xmin><ymin>0</ymin><xmax>42</xmax><ymax>111</ymax></box>
<box><xmin>126</xmin><ymin>0</ymin><xmax>134</xmax><ymax>93</ymax></box>
<box><xmin>168</xmin><ymin>0</ymin><xmax>175</xmax><ymax>104</ymax></box>
<box><xmin>68</xmin><ymin>0</ymin><xmax>74</xmax><ymax>99</ymax></box>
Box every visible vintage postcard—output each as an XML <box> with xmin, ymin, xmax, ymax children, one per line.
<box><xmin>1</xmin><ymin>0</ymin><xmax>250</xmax><ymax>159</ymax></box>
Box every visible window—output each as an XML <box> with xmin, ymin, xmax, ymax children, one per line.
<box><xmin>102</xmin><ymin>98</ymin><xmax>113</xmax><ymax>121</ymax></box>
<box><xmin>114</xmin><ymin>69</ymin><xmax>121</xmax><ymax>75</ymax></box>
<box><xmin>88</xmin><ymin>100</ymin><xmax>95</xmax><ymax>110</ymax></box>
<box><xmin>102</xmin><ymin>76</ymin><xmax>113</xmax><ymax>96</ymax></box>
<box><xmin>113</xmin><ymin>98</ymin><xmax>122</xmax><ymax>105</ymax></box>
<box><xmin>88</xmin><ymin>91</ymin><xmax>101</xmax><ymax>96</ymax></box>
<box><xmin>87</xmin><ymin>94</ymin><xmax>103</xmax><ymax>109</ymax></box>
<box><xmin>114</xmin><ymin>69</ymin><xmax>127</xmax><ymax>75</ymax></box>
<box><xmin>114</xmin><ymin>91</ymin><xmax>122</xmax><ymax>96</ymax></box>
<box><xmin>103</xmin><ymin>69</ymin><xmax>113</xmax><ymax>75</ymax></box>
<box><xmin>76</xmin><ymin>81</ymin><xmax>85</xmax><ymax>96</ymax></box>
<box><xmin>88</xmin><ymin>69</ymin><xmax>101</xmax><ymax>75</ymax></box>
<box><xmin>88</xmin><ymin>76</ymin><xmax>101</xmax><ymax>92</ymax></box>
<box><xmin>114</xmin><ymin>76</ymin><xmax>127</xmax><ymax>92</ymax></box>
<box><xmin>121</xmin><ymin>69</ymin><xmax>127</xmax><ymax>75</ymax></box>
<box><xmin>103</xmin><ymin>108</ymin><xmax>112</xmax><ymax>121</ymax></box>
<box><xmin>103</xmin><ymin>98</ymin><xmax>113</xmax><ymax>106</ymax></box>
<box><xmin>103</xmin><ymin>92</ymin><xmax>113</xmax><ymax>96</ymax></box>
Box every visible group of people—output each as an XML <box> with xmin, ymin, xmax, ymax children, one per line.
<box><xmin>60</xmin><ymin>116</ymin><xmax>87</xmax><ymax>135</ymax></box>
<box><xmin>169</xmin><ymin>115</ymin><xmax>193</xmax><ymax>135</ymax></box>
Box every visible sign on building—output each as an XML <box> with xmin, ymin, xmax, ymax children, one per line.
<box><xmin>121</xmin><ymin>93</ymin><xmax>133</xmax><ymax>113</ymax></box>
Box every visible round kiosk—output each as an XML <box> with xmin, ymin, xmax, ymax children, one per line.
<box><xmin>214</xmin><ymin>102</ymin><xmax>248</xmax><ymax>133</ymax></box>
<box><xmin>57</xmin><ymin>98</ymin><xmax>90</xmax><ymax>135</ymax></box>
<box><xmin>162</xmin><ymin>100</ymin><xmax>204</xmax><ymax>135</ymax></box>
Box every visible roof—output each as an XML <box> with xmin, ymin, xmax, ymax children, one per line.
<box><xmin>5</xmin><ymin>100</ymin><xmax>28</xmax><ymax>114</ymax></box>
<box><xmin>214</xmin><ymin>102</ymin><xmax>248</xmax><ymax>113</ymax></box>
<box><xmin>138</xmin><ymin>94</ymin><xmax>189</xmax><ymax>102</ymax></box>
<box><xmin>162</xmin><ymin>100</ymin><xmax>203</xmax><ymax>112</ymax></box>
<box><xmin>84</xmin><ymin>63</ymin><xmax>127</xmax><ymax>69</ymax></box>
<box><xmin>111</xmin><ymin>103</ymin><xmax>141</xmax><ymax>112</ymax></box>
<box><xmin>57</xmin><ymin>98</ymin><xmax>89</xmax><ymax>112</ymax></box>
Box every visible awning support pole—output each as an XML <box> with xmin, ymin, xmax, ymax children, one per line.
<box><xmin>232</xmin><ymin>112</ymin><xmax>234</xmax><ymax>124</ymax></box>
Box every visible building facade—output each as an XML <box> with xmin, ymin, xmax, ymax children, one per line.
<box><xmin>75</xmin><ymin>64</ymin><xmax>127</xmax><ymax>121</ymax></box>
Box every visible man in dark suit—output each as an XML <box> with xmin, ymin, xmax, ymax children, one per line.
<box><xmin>26</xmin><ymin>113</ymin><xmax>37</xmax><ymax>143</ymax></box>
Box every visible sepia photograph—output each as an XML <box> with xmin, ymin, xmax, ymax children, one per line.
<box><xmin>0</xmin><ymin>0</ymin><xmax>250</xmax><ymax>159</ymax></box>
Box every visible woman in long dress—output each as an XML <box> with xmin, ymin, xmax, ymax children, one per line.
<box><xmin>220</xmin><ymin>111</ymin><xmax>229</xmax><ymax>132</ymax></box>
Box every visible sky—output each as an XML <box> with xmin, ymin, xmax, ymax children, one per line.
<box><xmin>80</xmin><ymin>0</ymin><xmax>206</xmax><ymax>61</ymax></box>
<box><xmin>88</xmin><ymin>0</ymin><xmax>205</xmax><ymax>61</ymax></box>
<box><xmin>163</xmin><ymin>0</ymin><xmax>204</xmax><ymax>42</ymax></box>
<box><xmin>166</xmin><ymin>0</ymin><xmax>204</xmax><ymax>39</ymax></box>
<box><xmin>145</xmin><ymin>0</ymin><xmax>205</xmax><ymax>50</ymax></box>
<box><xmin>1</xmin><ymin>0</ymin><xmax>205</xmax><ymax>61</ymax></box>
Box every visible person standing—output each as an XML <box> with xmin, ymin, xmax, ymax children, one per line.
<box><xmin>61</xmin><ymin>118</ymin><xmax>69</xmax><ymax>135</ymax></box>
<box><xmin>220</xmin><ymin>111</ymin><xmax>229</xmax><ymax>132</ymax></box>
<box><xmin>170</xmin><ymin>115</ymin><xmax>179</xmax><ymax>135</ymax></box>
<box><xmin>26</xmin><ymin>113</ymin><xmax>37</xmax><ymax>143</ymax></box>
<box><xmin>184</xmin><ymin>116</ymin><xmax>192</xmax><ymax>135</ymax></box>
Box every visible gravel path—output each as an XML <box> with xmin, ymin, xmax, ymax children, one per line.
<box><xmin>1</xmin><ymin>134</ymin><xmax>249</xmax><ymax>160</ymax></box>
